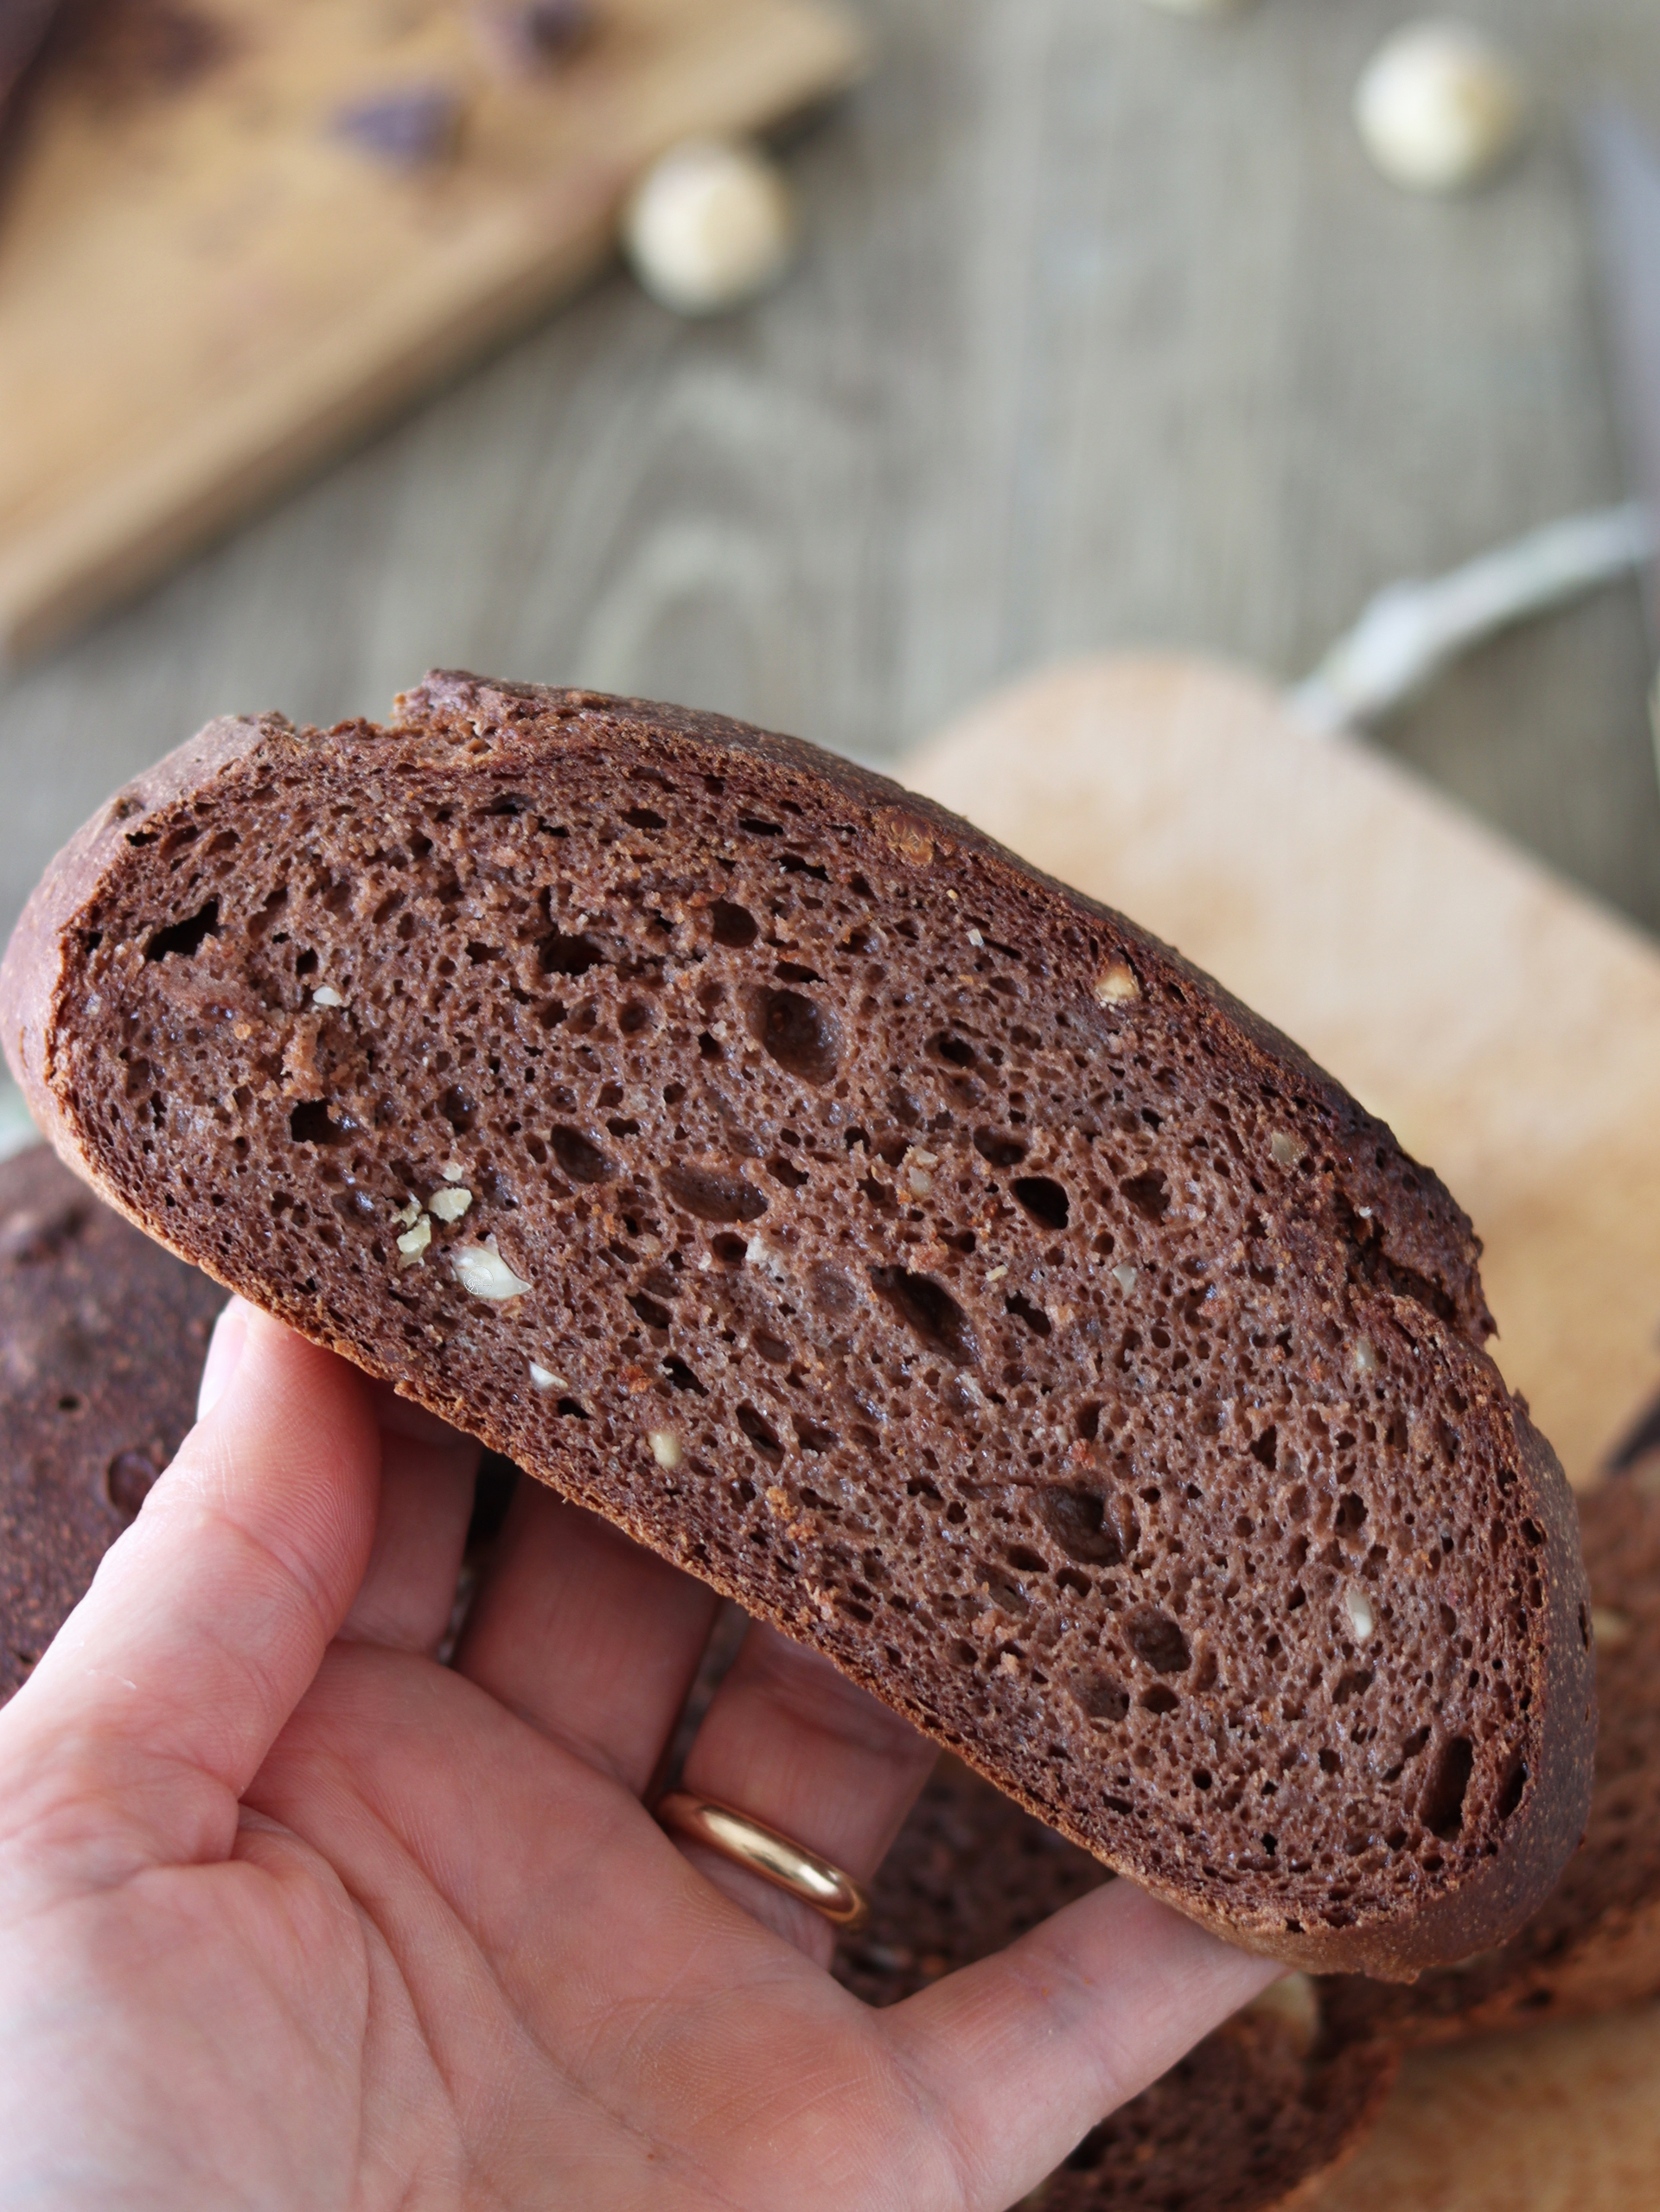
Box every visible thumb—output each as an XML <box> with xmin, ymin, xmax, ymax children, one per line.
<box><xmin>0</xmin><ymin>1301</ymin><xmax>380</xmax><ymax>1877</ymax></box>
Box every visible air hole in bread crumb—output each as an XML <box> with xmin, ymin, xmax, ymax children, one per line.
<box><xmin>661</xmin><ymin>1163</ymin><xmax>767</xmax><ymax>1223</ymax></box>
<box><xmin>1006</xmin><ymin>1290</ymin><xmax>1051</xmax><ymax>1339</ymax></box>
<box><xmin>549</xmin><ymin>1127</ymin><xmax>611</xmax><ymax>1185</ymax></box>
<box><xmin>1081</xmin><ymin>1678</ymin><xmax>1129</xmax><ymax>1723</ymax></box>
<box><xmin>144</xmin><ymin>898</ymin><xmax>220</xmax><ymax>962</ymax></box>
<box><xmin>872</xmin><ymin>1268</ymin><xmax>980</xmax><ymax>1366</ymax></box>
<box><xmin>1422</xmin><ymin>1736</ymin><xmax>1474</xmax><ymax>1838</ymax></box>
<box><xmin>1120</xmin><ymin>1171</ymin><xmax>1170</xmax><ymax>1224</ymax></box>
<box><xmin>1012</xmin><ymin>1176</ymin><xmax>1069</xmax><ymax>1231</ymax></box>
<box><xmin>1038</xmin><ymin>1487</ymin><xmax>1133</xmax><ymax>1566</ymax></box>
<box><xmin>1497</xmin><ymin>1756</ymin><xmax>1528</xmax><ymax>1819</ymax></box>
<box><xmin>290</xmin><ymin>1101</ymin><xmax>350</xmax><ymax>1147</ymax></box>
<box><xmin>1128</xmin><ymin>1609</ymin><xmax>1191</xmax><ymax>1674</ymax></box>
<box><xmin>711</xmin><ymin>899</ymin><xmax>757</xmax><ymax>948</ymax></box>
<box><xmin>736</xmin><ymin>1405</ymin><xmax>783</xmax><ymax>1461</ymax></box>
<box><xmin>540</xmin><ymin>930</ymin><xmax>605</xmax><ymax>976</ymax></box>
<box><xmin>974</xmin><ymin>1128</ymin><xmax>1027</xmax><ymax>1169</ymax></box>
<box><xmin>755</xmin><ymin>989</ymin><xmax>840</xmax><ymax>1084</ymax></box>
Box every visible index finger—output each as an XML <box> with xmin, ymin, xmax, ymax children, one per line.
<box><xmin>876</xmin><ymin>1881</ymin><xmax>1279</xmax><ymax>2209</ymax></box>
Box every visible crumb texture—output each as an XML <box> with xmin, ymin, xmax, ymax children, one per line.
<box><xmin>1331</xmin><ymin>1474</ymin><xmax>1660</xmax><ymax>2042</ymax></box>
<box><xmin>837</xmin><ymin>1761</ymin><xmax>1395</xmax><ymax>2210</ymax></box>
<box><xmin>6</xmin><ymin>676</ymin><xmax>1593</xmax><ymax>1970</ymax></box>
<box><xmin>0</xmin><ymin>1144</ymin><xmax>222</xmax><ymax>1701</ymax></box>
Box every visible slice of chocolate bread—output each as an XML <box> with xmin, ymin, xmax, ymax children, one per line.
<box><xmin>837</xmin><ymin>1761</ymin><xmax>1397</xmax><ymax>2212</ymax></box>
<box><xmin>1327</xmin><ymin>1472</ymin><xmax>1660</xmax><ymax>2043</ymax></box>
<box><xmin>0</xmin><ymin>1141</ymin><xmax>223</xmax><ymax>1701</ymax></box>
<box><xmin>0</xmin><ymin>674</ymin><xmax>1594</xmax><ymax>1975</ymax></box>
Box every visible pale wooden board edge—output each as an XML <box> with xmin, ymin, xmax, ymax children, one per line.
<box><xmin>0</xmin><ymin>0</ymin><xmax>870</xmax><ymax>661</ymax></box>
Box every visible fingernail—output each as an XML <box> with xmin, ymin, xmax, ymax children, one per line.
<box><xmin>197</xmin><ymin>1301</ymin><xmax>250</xmax><ymax>1421</ymax></box>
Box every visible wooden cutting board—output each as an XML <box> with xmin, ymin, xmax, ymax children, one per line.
<box><xmin>908</xmin><ymin>655</ymin><xmax>1660</xmax><ymax>2212</ymax></box>
<box><xmin>0</xmin><ymin>0</ymin><xmax>867</xmax><ymax>659</ymax></box>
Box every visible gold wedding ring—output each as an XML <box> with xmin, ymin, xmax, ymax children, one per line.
<box><xmin>656</xmin><ymin>1790</ymin><xmax>872</xmax><ymax>1931</ymax></box>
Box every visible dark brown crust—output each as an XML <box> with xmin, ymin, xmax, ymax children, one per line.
<box><xmin>0</xmin><ymin>676</ymin><xmax>1595</xmax><ymax>1976</ymax></box>
<box><xmin>0</xmin><ymin>1143</ymin><xmax>222</xmax><ymax>1700</ymax></box>
<box><xmin>1329</xmin><ymin>1474</ymin><xmax>1657</xmax><ymax>2045</ymax></box>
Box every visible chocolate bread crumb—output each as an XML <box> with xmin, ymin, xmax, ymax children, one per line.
<box><xmin>0</xmin><ymin>675</ymin><xmax>1595</xmax><ymax>1974</ymax></box>
<box><xmin>1329</xmin><ymin>1473</ymin><xmax>1660</xmax><ymax>2042</ymax></box>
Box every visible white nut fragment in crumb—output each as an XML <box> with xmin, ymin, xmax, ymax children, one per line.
<box><xmin>1269</xmin><ymin>1129</ymin><xmax>1305</xmax><ymax>1169</ymax></box>
<box><xmin>648</xmin><ymin>1429</ymin><xmax>684</xmax><ymax>1472</ymax></box>
<box><xmin>745</xmin><ymin>1231</ymin><xmax>789</xmax><ymax>1281</ymax></box>
<box><xmin>311</xmin><ymin>985</ymin><xmax>345</xmax><ymax>1008</ymax></box>
<box><xmin>396</xmin><ymin>1216</ymin><xmax>432</xmax><ymax>1265</ymax></box>
<box><xmin>1593</xmin><ymin>1606</ymin><xmax>1633</xmax><ymax>1652</ymax></box>
<box><xmin>452</xmin><ymin>1241</ymin><xmax>533</xmax><ymax>1301</ymax></box>
<box><xmin>1244</xmin><ymin>1972</ymin><xmax>1320</xmax><ymax>2057</ymax></box>
<box><xmin>393</xmin><ymin>1198</ymin><xmax>423</xmax><ymax>1230</ymax></box>
<box><xmin>1351</xmin><ymin>1335</ymin><xmax>1379</xmax><ymax>1377</ymax></box>
<box><xmin>1355</xmin><ymin>19</ymin><xmax>1529</xmax><ymax>195</ymax></box>
<box><xmin>426</xmin><ymin>1186</ymin><xmax>473</xmax><ymax>1223</ymax></box>
<box><xmin>1094</xmin><ymin>962</ymin><xmax>1140</xmax><ymax>1007</ymax></box>
<box><xmin>1344</xmin><ymin>1584</ymin><xmax>1378</xmax><ymax>1644</ymax></box>
<box><xmin>441</xmin><ymin>1160</ymin><xmax>466</xmax><ymax>1183</ymax></box>
<box><xmin>528</xmin><ymin>1361</ymin><xmax>564</xmax><ymax>1392</ymax></box>
<box><xmin>986</xmin><ymin>1264</ymin><xmax>1008</xmax><ymax>1283</ymax></box>
<box><xmin>623</xmin><ymin>137</ymin><xmax>797</xmax><ymax>316</ymax></box>
<box><xmin>904</xmin><ymin>1148</ymin><xmax>938</xmax><ymax>1199</ymax></box>
<box><xmin>1113</xmin><ymin>1263</ymin><xmax>1139</xmax><ymax>1294</ymax></box>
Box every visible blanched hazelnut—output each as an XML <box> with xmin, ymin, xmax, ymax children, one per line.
<box><xmin>453</xmin><ymin>1241</ymin><xmax>532</xmax><ymax>1301</ymax></box>
<box><xmin>623</xmin><ymin>139</ymin><xmax>796</xmax><ymax>317</ymax></box>
<box><xmin>1345</xmin><ymin>1585</ymin><xmax>1378</xmax><ymax>1644</ymax></box>
<box><xmin>1356</xmin><ymin>19</ymin><xmax>1528</xmax><ymax>195</ymax></box>
<box><xmin>1094</xmin><ymin>962</ymin><xmax>1140</xmax><ymax>1007</ymax></box>
<box><xmin>396</xmin><ymin>1216</ymin><xmax>432</xmax><ymax>1265</ymax></box>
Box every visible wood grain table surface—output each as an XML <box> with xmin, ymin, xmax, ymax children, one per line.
<box><xmin>2</xmin><ymin>0</ymin><xmax>1659</xmax><ymax>950</ymax></box>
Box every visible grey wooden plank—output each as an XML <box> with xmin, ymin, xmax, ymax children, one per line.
<box><xmin>0</xmin><ymin>0</ymin><xmax>1657</xmax><ymax>949</ymax></box>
